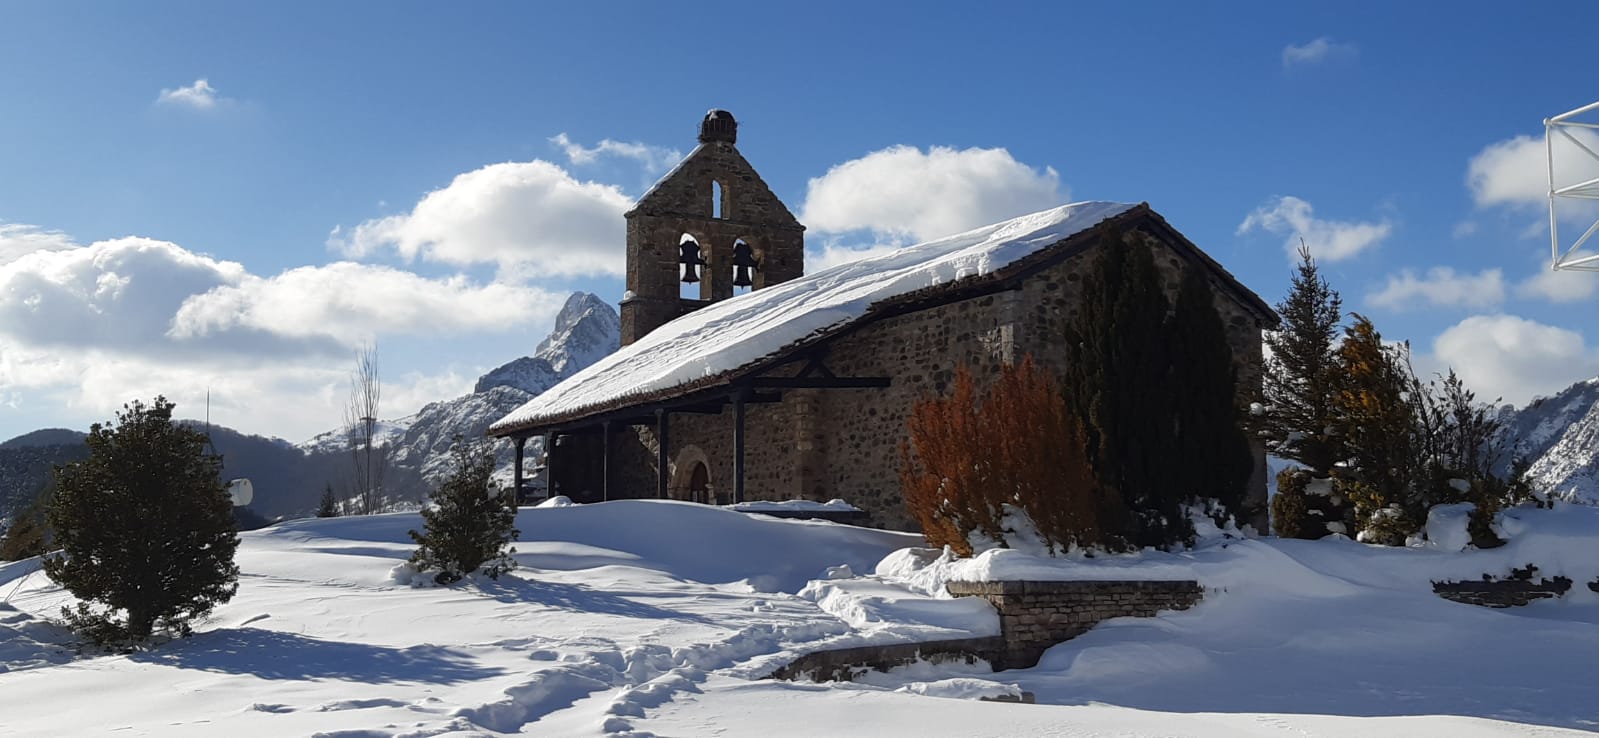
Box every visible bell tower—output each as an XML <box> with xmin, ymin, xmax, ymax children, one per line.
<box><xmin>620</xmin><ymin>109</ymin><xmax>806</xmax><ymax>346</ymax></box>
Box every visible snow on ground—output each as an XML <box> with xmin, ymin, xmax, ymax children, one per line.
<box><xmin>2</xmin><ymin>499</ymin><xmax>1598</xmax><ymax>737</ymax></box>
<box><xmin>725</xmin><ymin>498</ymin><xmax>861</xmax><ymax>513</ymax></box>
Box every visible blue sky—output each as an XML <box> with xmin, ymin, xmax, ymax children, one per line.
<box><xmin>4</xmin><ymin>1</ymin><xmax>1599</xmax><ymax>442</ymax></box>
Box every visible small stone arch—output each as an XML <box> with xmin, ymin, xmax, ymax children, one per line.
<box><xmin>668</xmin><ymin>444</ymin><xmax>715</xmax><ymax>504</ymax></box>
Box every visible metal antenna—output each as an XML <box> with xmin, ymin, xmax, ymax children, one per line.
<box><xmin>1546</xmin><ymin>100</ymin><xmax>1599</xmax><ymax>271</ymax></box>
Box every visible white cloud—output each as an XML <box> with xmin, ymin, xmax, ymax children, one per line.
<box><xmin>549</xmin><ymin>133</ymin><xmax>681</xmax><ymax>174</ymax></box>
<box><xmin>157</xmin><ymin>79</ymin><xmax>223</xmax><ymax>110</ymax></box>
<box><xmin>1516</xmin><ymin>265</ymin><xmax>1598</xmax><ymax>303</ymax></box>
<box><xmin>0</xmin><ymin>229</ymin><xmax>573</xmax><ymax>439</ymax></box>
<box><xmin>1428</xmin><ymin>314</ymin><xmax>1599</xmax><ymax>406</ymax></box>
<box><xmin>0</xmin><ymin>342</ymin><xmax>475</xmax><ymax>443</ymax></box>
<box><xmin>1237</xmin><ymin>195</ymin><xmax>1392</xmax><ymax>262</ymax></box>
<box><xmin>1282</xmin><ymin>38</ymin><xmax>1357</xmax><ymax>68</ymax></box>
<box><xmin>331</xmin><ymin>160</ymin><xmax>632</xmax><ymax>278</ymax></box>
<box><xmin>0</xmin><ymin>222</ymin><xmax>78</xmax><ymax>265</ymax></box>
<box><xmin>1467</xmin><ymin>127</ymin><xmax>1599</xmax><ymax>216</ymax></box>
<box><xmin>801</xmin><ymin>145</ymin><xmax>1064</xmax><ymax>243</ymax></box>
<box><xmin>0</xmin><ymin>236</ymin><xmax>272</xmax><ymax>356</ymax></box>
<box><xmin>172</xmin><ymin>262</ymin><xmax>565</xmax><ymax>344</ymax></box>
<box><xmin>1367</xmin><ymin>267</ymin><xmax>1505</xmax><ymax>311</ymax></box>
<box><xmin>1452</xmin><ymin>220</ymin><xmax>1478</xmax><ymax>239</ymax></box>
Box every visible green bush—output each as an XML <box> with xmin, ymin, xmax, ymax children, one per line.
<box><xmin>1271</xmin><ymin>468</ymin><xmax>1313</xmax><ymax>539</ymax></box>
<box><xmin>43</xmin><ymin>397</ymin><xmax>239</xmax><ymax>645</ymax></box>
<box><xmin>409</xmin><ymin>439</ymin><xmax>519</xmax><ymax>584</ymax></box>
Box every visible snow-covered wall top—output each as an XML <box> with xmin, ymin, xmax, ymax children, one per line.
<box><xmin>490</xmin><ymin>201</ymin><xmax>1137</xmax><ymax>434</ymax></box>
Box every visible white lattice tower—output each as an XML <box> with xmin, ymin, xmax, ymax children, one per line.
<box><xmin>1547</xmin><ymin>101</ymin><xmax>1599</xmax><ymax>271</ymax></box>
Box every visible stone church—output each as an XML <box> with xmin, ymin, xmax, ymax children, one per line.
<box><xmin>489</xmin><ymin>109</ymin><xmax>1276</xmax><ymax>531</ymax></box>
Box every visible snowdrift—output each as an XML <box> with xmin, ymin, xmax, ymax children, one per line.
<box><xmin>1</xmin><ymin>499</ymin><xmax>1597</xmax><ymax>737</ymax></box>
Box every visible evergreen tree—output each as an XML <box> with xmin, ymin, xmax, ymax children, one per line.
<box><xmin>317</xmin><ymin>483</ymin><xmax>341</xmax><ymax>518</ymax></box>
<box><xmin>1167</xmin><ymin>268</ymin><xmax>1255</xmax><ymax>519</ymax></box>
<box><xmin>1332</xmin><ymin>315</ymin><xmax>1422</xmax><ymax>544</ymax></box>
<box><xmin>409</xmin><ymin>439</ymin><xmax>519</xmax><ymax>584</ymax></box>
<box><xmin>43</xmin><ymin>397</ymin><xmax>240</xmax><ymax>645</ymax></box>
<box><xmin>1262</xmin><ymin>245</ymin><xmax>1345</xmax><ymax>476</ymax></box>
<box><xmin>1064</xmin><ymin>226</ymin><xmax>1183</xmax><ymax>549</ymax></box>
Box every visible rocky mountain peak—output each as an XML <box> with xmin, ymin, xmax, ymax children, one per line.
<box><xmin>534</xmin><ymin>292</ymin><xmax>620</xmax><ymax>378</ymax></box>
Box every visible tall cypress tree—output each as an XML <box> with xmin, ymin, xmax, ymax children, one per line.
<box><xmin>1065</xmin><ymin>226</ymin><xmax>1181</xmax><ymax>549</ymax></box>
<box><xmin>1262</xmin><ymin>245</ymin><xmax>1345</xmax><ymax>476</ymax></box>
<box><xmin>1168</xmin><ymin>268</ymin><xmax>1254</xmax><ymax>519</ymax></box>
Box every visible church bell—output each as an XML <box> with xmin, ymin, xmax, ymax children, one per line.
<box><xmin>679</xmin><ymin>240</ymin><xmax>704</xmax><ymax>284</ymax></box>
<box><xmin>732</xmin><ymin>242</ymin><xmax>758</xmax><ymax>288</ymax></box>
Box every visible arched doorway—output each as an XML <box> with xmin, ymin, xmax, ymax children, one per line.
<box><xmin>686</xmin><ymin>462</ymin><xmax>710</xmax><ymax>504</ymax></box>
<box><xmin>669</xmin><ymin>445</ymin><xmax>716</xmax><ymax>504</ymax></box>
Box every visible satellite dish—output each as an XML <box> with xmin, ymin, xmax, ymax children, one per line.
<box><xmin>227</xmin><ymin>478</ymin><xmax>254</xmax><ymax>507</ymax></box>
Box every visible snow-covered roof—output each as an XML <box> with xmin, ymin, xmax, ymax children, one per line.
<box><xmin>490</xmin><ymin>201</ymin><xmax>1139</xmax><ymax>435</ymax></box>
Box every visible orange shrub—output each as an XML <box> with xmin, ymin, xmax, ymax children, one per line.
<box><xmin>900</xmin><ymin>357</ymin><xmax>1104</xmax><ymax>556</ymax></box>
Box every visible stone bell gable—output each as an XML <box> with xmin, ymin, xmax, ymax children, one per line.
<box><xmin>621</xmin><ymin>110</ymin><xmax>806</xmax><ymax>345</ymax></box>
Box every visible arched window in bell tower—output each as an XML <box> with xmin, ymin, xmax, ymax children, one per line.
<box><xmin>679</xmin><ymin>233</ymin><xmax>705</xmax><ymax>301</ymax></box>
<box><xmin>711</xmin><ymin>180</ymin><xmax>724</xmax><ymax>219</ymax></box>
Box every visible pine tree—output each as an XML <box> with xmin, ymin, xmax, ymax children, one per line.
<box><xmin>1064</xmin><ymin>226</ymin><xmax>1182</xmax><ymax>549</ymax></box>
<box><xmin>1333</xmin><ymin>315</ymin><xmax>1422</xmax><ymax>544</ymax></box>
<box><xmin>1167</xmin><ymin>268</ymin><xmax>1254</xmax><ymax>519</ymax></box>
<box><xmin>317</xmin><ymin>483</ymin><xmax>341</xmax><ymax>518</ymax></box>
<box><xmin>43</xmin><ymin>397</ymin><xmax>240</xmax><ymax>645</ymax></box>
<box><xmin>409</xmin><ymin>439</ymin><xmax>519</xmax><ymax>584</ymax></box>
<box><xmin>1262</xmin><ymin>245</ymin><xmax>1345</xmax><ymax>476</ymax></box>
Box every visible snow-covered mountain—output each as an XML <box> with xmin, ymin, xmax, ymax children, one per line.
<box><xmin>300</xmin><ymin>291</ymin><xmax>621</xmax><ymax>492</ymax></box>
<box><xmin>1501</xmin><ymin>376</ymin><xmax>1599</xmax><ymax>503</ymax></box>
<box><xmin>533</xmin><ymin>291</ymin><xmax>621</xmax><ymax>378</ymax></box>
<box><xmin>297</xmin><ymin>418</ymin><xmax>413</xmax><ymax>457</ymax></box>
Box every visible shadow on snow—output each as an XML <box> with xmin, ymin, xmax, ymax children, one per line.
<box><xmin>133</xmin><ymin>628</ymin><xmax>505</xmax><ymax>684</ymax></box>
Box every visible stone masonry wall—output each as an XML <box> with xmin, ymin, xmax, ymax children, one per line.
<box><xmin>580</xmin><ymin>229</ymin><xmax>1270</xmax><ymax>530</ymax></box>
<box><xmin>946</xmin><ymin>580</ymin><xmax>1204</xmax><ymax>670</ymax></box>
<box><xmin>821</xmin><ymin>233</ymin><xmax>1268</xmax><ymax>530</ymax></box>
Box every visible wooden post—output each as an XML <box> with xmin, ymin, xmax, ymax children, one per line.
<box><xmin>732</xmin><ymin>390</ymin><xmax>746</xmax><ymax>504</ymax></box>
<box><xmin>513</xmin><ymin>435</ymin><xmax>526</xmax><ymax>509</ymax></box>
<box><xmin>602</xmin><ymin>420</ymin><xmax>612</xmax><ymax>502</ymax></box>
<box><xmin>545</xmin><ymin>432</ymin><xmax>556</xmax><ymax>498</ymax></box>
<box><xmin>656</xmin><ymin>408</ymin><xmax>670</xmax><ymax>499</ymax></box>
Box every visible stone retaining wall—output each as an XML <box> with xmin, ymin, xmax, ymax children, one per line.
<box><xmin>946</xmin><ymin>580</ymin><xmax>1204</xmax><ymax>669</ymax></box>
<box><xmin>766</xmin><ymin>637</ymin><xmax>1005</xmax><ymax>683</ymax></box>
<box><xmin>1433</xmin><ymin>576</ymin><xmax>1573</xmax><ymax>608</ymax></box>
<box><xmin>768</xmin><ymin>580</ymin><xmax>1204</xmax><ymax>683</ymax></box>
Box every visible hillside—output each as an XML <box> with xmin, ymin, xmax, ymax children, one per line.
<box><xmin>1502</xmin><ymin>377</ymin><xmax>1599</xmax><ymax>503</ymax></box>
<box><xmin>0</xmin><ymin>428</ymin><xmax>85</xmax><ymax>450</ymax></box>
<box><xmin>2</xmin><ymin>500</ymin><xmax>1596</xmax><ymax>736</ymax></box>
